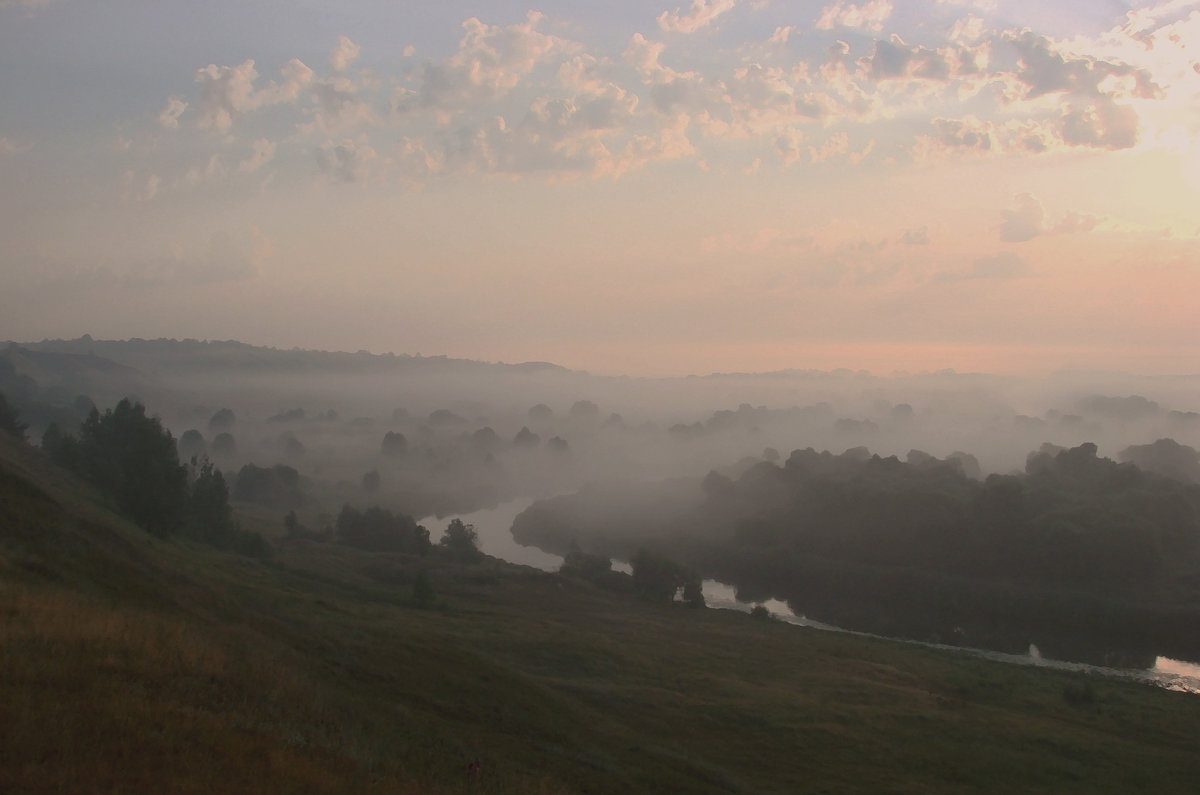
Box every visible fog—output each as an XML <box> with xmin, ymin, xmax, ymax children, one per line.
<box><xmin>5</xmin><ymin>338</ymin><xmax>1199</xmax><ymax>522</ymax></box>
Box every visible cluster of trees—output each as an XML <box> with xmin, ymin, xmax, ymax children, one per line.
<box><xmin>0</xmin><ymin>391</ymin><xmax>28</xmax><ymax>440</ymax></box>
<box><xmin>631</xmin><ymin>548</ymin><xmax>704</xmax><ymax>607</ymax></box>
<box><xmin>40</xmin><ymin>398</ymin><xmax>268</xmax><ymax>557</ymax></box>
<box><xmin>335</xmin><ymin>504</ymin><xmax>431</xmax><ymax>554</ymax></box>
<box><xmin>332</xmin><ymin>506</ymin><xmax>483</xmax><ymax>563</ymax></box>
<box><xmin>688</xmin><ymin>442</ymin><xmax>1200</xmax><ymax>588</ymax></box>
<box><xmin>514</xmin><ymin>439</ymin><xmax>1200</xmax><ymax>656</ymax></box>
<box><xmin>556</xmin><ymin>540</ymin><xmax>701</xmax><ymax>606</ymax></box>
<box><xmin>233</xmin><ymin>463</ymin><xmax>306</xmax><ymax>509</ymax></box>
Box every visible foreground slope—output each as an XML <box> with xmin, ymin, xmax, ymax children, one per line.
<box><xmin>2</xmin><ymin>433</ymin><xmax>1200</xmax><ymax>793</ymax></box>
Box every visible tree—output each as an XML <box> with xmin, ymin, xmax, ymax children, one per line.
<box><xmin>362</xmin><ymin>469</ymin><xmax>381</xmax><ymax>495</ymax></box>
<box><xmin>179</xmin><ymin>429</ymin><xmax>207</xmax><ymax>460</ymax></box>
<box><xmin>233</xmin><ymin>463</ymin><xmax>304</xmax><ymax>509</ymax></box>
<box><xmin>631</xmin><ymin>548</ymin><xmax>703</xmax><ymax>607</ymax></box>
<box><xmin>0</xmin><ymin>391</ymin><xmax>27</xmax><ymax>441</ymax></box>
<box><xmin>513</xmin><ymin>426</ymin><xmax>540</xmax><ymax>447</ymax></box>
<box><xmin>569</xmin><ymin>400</ymin><xmax>599</xmax><ymax>419</ymax></box>
<box><xmin>63</xmin><ymin>399</ymin><xmax>189</xmax><ymax>536</ymax></box>
<box><xmin>380</xmin><ymin>430</ymin><xmax>408</xmax><ymax>456</ymax></box>
<box><xmin>208</xmin><ymin>407</ymin><xmax>236</xmax><ymax>430</ymax></box>
<box><xmin>337</xmin><ymin>504</ymin><xmax>430</xmax><ymax>554</ymax></box>
<box><xmin>189</xmin><ymin>459</ymin><xmax>233</xmax><ymax>540</ymax></box>
<box><xmin>440</xmin><ymin>518</ymin><xmax>481</xmax><ymax>562</ymax></box>
<box><xmin>560</xmin><ymin>541</ymin><xmax>612</xmax><ymax>582</ymax></box>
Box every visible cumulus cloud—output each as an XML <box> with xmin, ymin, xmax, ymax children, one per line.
<box><xmin>1061</xmin><ymin>97</ymin><xmax>1139</xmax><ymax>149</ymax></box>
<box><xmin>395</xmin><ymin>12</ymin><xmax>576</xmax><ymax>117</ymax></box>
<box><xmin>157</xmin><ymin>95</ymin><xmax>188</xmax><ymax>130</ymax></box>
<box><xmin>183</xmin><ymin>154</ymin><xmax>227</xmax><ymax>186</ymax></box>
<box><xmin>865</xmin><ymin>35</ymin><xmax>959</xmax><ymax>81</ymax></box>
<box><xmin>121</xmin><ymin>170</ymin><xmax>160</xmax><ymax>202</ymax></box>
<box><xmin>237</xmin><ymin>138</ymin><xmax>276</xmax><ymax>173</ymax></box>
<box><xmin>329</xmin><ymin>35</ymin><xmax>361</xmax><ymax>72</ymax></box>
<box><xmin>773</xmin><ymin>127</ymin><xmax>806</xmax><ymax>165</ymax></box>
<box><xmin>1006</xmin><ymin>31</ymin><xmax>1161</xmax><ymax>101</ymax></box>
<box><xmin>815</xmin><ymin>0</ymin><xmax>894</xmax><ymax>33</ymax></box>
<box><xmin>316</xmin><ymin>137</ymin><xmax>376</xmax><ymax>182</ymax></box>
<box><xmin>913</xmin><ymin>116</ymin><xmax>993</xmax><ymax>157</ymax></box>
<box><xmin>310</xmin><ymin>77</ymin><xmax>374</xmax><ymax>131</ymax></box>
<box><xmin>658</xmin><ymin>0</ymin><xmax>740</xmax><ymax>34</ymax></box>
<box><xmin>191</xmin><ymin>58</ymin><xmax>313</xmax><ymax>133</ymax></box>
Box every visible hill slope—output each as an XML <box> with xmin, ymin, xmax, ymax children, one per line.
<box><xmin>3</xmin><ymin>433</ymin><xmax>1200</xmax><ymax>793</ymax></box>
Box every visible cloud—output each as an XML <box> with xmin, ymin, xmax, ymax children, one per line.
<box><xmin>310</xmin><ymin>77</ymin><xmax>374</xmax><ymax>131</ymax></box>
<box><xmin>865</xmin><ymin>35</ymin><xmax>958</xmax><ymax>81</ymax></box>
<box><xmin>157</xmin><ymin>95</ymin><xmax>188</xmax><ymax>130</ymax></box>
<box><xmin>1050</xmin><ymin>210</ymin><xmax>1098</xmax><ymax>235</ymax></box>
<box><xmin>237</xmin><ymin>138</ymin><xmax>276</xmax><ymax>173</ymax></box>
<box><xmin>913</xmin><ymin>116</ymin><xmax>993</xmax><ymax>157</ymax></box>
<box><xmin>193</xmin><ymin>60</ymin><xmax>261</xmax><ymax>134</ymax></box>
<box><xmin>395</xmin><ymin>12</ymin><xmax>576</xmax><ymax>117</ymax></box>
<box><xmin>658</xmin><ymin>0</ymin><xmax>740</xmax><ymax>34</ymax></box>
<box><xmin>815</xmin><ymin>0</ymin><xmax>894</xmax><ymax>33</ymax></box>
<box><xmin>773</xmin><ymin>127</ymin><xmax>805</xmax><ymax>165</ymax></box>
<box><xmin>191</xmin><ymin>58</ymin><xmax>313</xmax><ymax>133</ymax></box>
<box><xmin>329</xmin><ymin>35</ymin><xmax>361</xmax><ymax>72</ymax></box>
<box><xmin>901</xmin><ymin>227</ymin><xmax>930</xmax><ymax>245</ymax></box>
<box><xmin>182</xmin><ymin>154</ymin><xmax>227</xmax><ymax>186</ymax></box>
<box><xmin>316</xmin><ymin>137</ymin><xmax>376</xmax><ymax>182</ymax></box>
<box><xmin>1060</xmin><ymin>97</ymin><xmax>1139</xmax><ymax>149</ymax></box>
<box><xmin>1006</xmin><ymin>31</ymin><xmax>1161</xmax><ymax>101</ymax></box>
<box><xmin>768</xmin><ymin>26</ymin><xmax>793</xmax><ymax>44</ymax></box>
<box><xmin>999</xmin><ymin>194</ymin><xmax>1100</xmax><ymax>241</ymax></box>
<box><xmin>0</xmin><ymin>136</ymin><xmax>33</xmax><ymax>155</ymax></box>
<box><xmin>121</xmin><ymin>170</ymin><xmax>161</xmax><ymax>202</ymax></box>
<box><xmin>1000</xmin><ymin>193</ymin><xmax>1044</xmax><ymax>242</ymax></box>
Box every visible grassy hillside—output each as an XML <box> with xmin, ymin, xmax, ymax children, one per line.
<box><xmin>3</xmin><ymin>432</ymin><xmax>1200</xmax><ymax>793</ymax></box>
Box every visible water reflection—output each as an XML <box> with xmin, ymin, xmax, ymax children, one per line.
<box><xmin>423</xmin><ymin>498</ymin><xmax>562</xmax><ymax>572</ymax></box>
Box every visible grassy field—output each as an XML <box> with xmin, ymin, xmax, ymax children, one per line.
<box><xmin>3</xmin><ymin>433</ymin><xmax>1200</xmax><ymax>793</ymax></box>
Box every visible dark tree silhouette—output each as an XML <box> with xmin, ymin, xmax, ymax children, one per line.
<box><xmin>0</xmin><ymin>391</ymin><xmax>27</xmax><ymax>441</ymax></box>
<box><xmin>631</xmin><ymin>548</ymin><xmax>703</xmax><ymax>606</ymax></box>
<box><xmin>381</xmin><ymin>430</ymin><xmax>408</xmax><ymax>456</ymax></box>
<box><xmin>337</xmin><ymin>504</ymin><xmax>430</xmax><ymax>554</ymax></box>
<box><xmin>68</xmin><ymin>399</ymin><xmax>189</xmax><ymax>536</ymax></box>
<box><xmin>440</xmin><ymin>518</ymin><xmax>481</xmax><ymax>562</ymax></box>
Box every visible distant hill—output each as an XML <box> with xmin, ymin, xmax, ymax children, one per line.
<box><xmin>6</xmin><ymin>336</ymin><xmax>574</xmax><ymax>378</ymax></box>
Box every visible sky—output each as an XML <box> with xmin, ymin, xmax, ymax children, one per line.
<box><xmin>1</xmin><ymin>0</ymin><xmax>1199</xmax><ymax>377</ymax></box>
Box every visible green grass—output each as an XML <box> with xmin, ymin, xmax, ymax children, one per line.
<box><xmin>3</xmin><ymin>432</ymin><xmax>1200</xmax><ymax>793</ymax></box>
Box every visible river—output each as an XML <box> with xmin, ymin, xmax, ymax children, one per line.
<box><xmin>432</xmin><ymin>499</ymin><xmax>1200</xmax><ymax>694</ymax></box>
